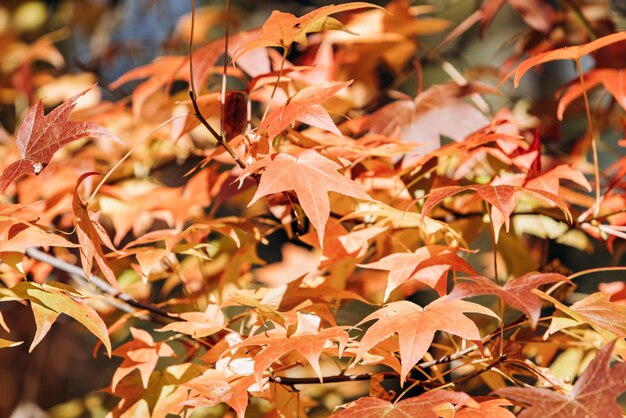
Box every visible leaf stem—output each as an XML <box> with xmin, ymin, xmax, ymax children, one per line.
<box><xmin>575</xmin><ymin>58</ymin><xmax>601</xmax><ymax>216</ymax></box>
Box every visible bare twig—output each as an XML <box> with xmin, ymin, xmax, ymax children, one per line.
<box><xmin>188</xmin><ymin>0</ymin><xmax>245</xmax><ymax>169</ymax></box>
<box><xmin>25</xmin><ymin>247</ymin><xmax>175</xmax><ymax>320</ymax></box>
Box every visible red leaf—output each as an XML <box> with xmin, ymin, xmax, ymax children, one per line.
<box><xmin>450</xmin><ymin>273</ymin><xmax>569</xmax><ymax>329</ymax></box>
<box><xmin>496</xmin><ymin>340</ymin><xmax>626</xmax><ymax>418</ymax></box>
<box><xmin>0</xmin><ymin>86</ymin><xmax>120</xmax><ymax>192</ymax></box>
<box><xmin>259</xmin><ymin>80</ymin><xmax>352</xmax><ymax>141</ymax></box>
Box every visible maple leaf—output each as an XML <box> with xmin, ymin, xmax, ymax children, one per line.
<box><xmin>0</xmin><ymin>222</ymin><xmax>78</xmax><ymax>254</ymax></box>
<box><xmin>232</xmin><ymin>3</ymin><xmax>382</xmax><ymax>61</ymax></box>
<box><xmin>509</xmin><ymin>31</ymin><xmax>626</xmax><ymax>87</ymax></box>
<box><xmin>355</xmin><ymin>298</ymin><xmax>498</xmax><ymax>385</ymax></box>
<box><xmin>557</xmin><ymin>68</ymin><xmax>626</xmax><ymax>120</ymax></box>
<box><xmin>331</xmin><ymin>390</ymin><xmax>472</xmax><ymax>417</ymax></box>
<box><xmin>111</xmin><ymin>327</ymin><xmax>175</xmax><ymax>391</ymax></box>
<box><xmin>0</xmin><ymin>86</ymin><xmax>120</xmax><ymax>193</ymax></box>
<box><xmin>362</xmin><ymin>83</ymin><xmax>491</xmax><ymax>154</ymax></box>
<box><xmin>421</xmin><ymin>184</ymin><xmax>572</xmax><ymax>233</ymax></box>
<box><xmin>231</xmin><ymin>326</ymin><xmax>349</xmax><ymax>386</ymax></box>
<box><xmin>182</xmin><ymin>371</ymin><xmax>256</xmax><ymax>418</ymax></box>
<box><xmin>449</xmin><ymin>273</ymin><xmax>569</xmax><ymax>329</ymax></box>
<box><xmin>0</xmin><ymin>281</ymin><xmax>111</xmax><ymax>355</ymax></box>
<box><xmin>73</xmin><ymin>172</ymin><xmax>118</xmax><ymax>288</ymax></box>
<box><xmin>239</xmin><ymin>151</ymin><xmax>372</xmax><ymax>245</ymax></box>
<box><xmin>445</xmin><ymin>398</ymin><xmax>516</xmax><ymax>418</ymax></box>
<box><xmin>259</xmin><ymin>80</ymin><xmax>352</xmax><ymax>142</ymax></box>
<box><xmin>359</xmin><ymin>245</ymin><xmax>477</xmax><ymax>301</ymax></box>
<box><xmin>496</xmin><ymin>340</ymin><xmax>626</xmax><ymax>418</ymax></box>
<box><xmin>543</xmin><ymin>292</ymin><xmax>626</xmax><ymax>338</ymax></box>
<box><xmin>156</xmin><ymin>304</ymin><xmax>225</xmax><ymax>338</ymax></box>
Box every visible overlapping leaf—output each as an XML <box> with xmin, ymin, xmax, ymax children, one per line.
<box><xmin>232</xmin><ymin>2</ymin><xmax>382</xmax><ymax>61</ymax></box>
<box><xmin>0</xmin><ymin>281</ymin><xmax>111</xmax><ymax>355</ymax></box>
<box><xmin>421</xmin><ymin>184</ymin><xmax>572</xmax><ymax>233</ymax></box>
<box><xmin>450</xmin><ymin>273</ymin><xmax>569</xmax><ymax>329</ymax></box>
<box><xmin>496</xmin><ymin>340</ymin><xmax>626</xmax><ymax>418</ymax></box>
<box><xmin>259</xmin><ymin>80</ymin><xmax>352</xmax><ymax>141</ymax></box>
<box><xmin>360</xmin><ymin>245</ymin><xmax>476</xmax><ymax>300</ymax></box>
<box><xmin>232</xmin><ymin>326</ymin><xmax>349</xmax><ymax>386</ymax></box>
<box><xmin>112</xmin><ymin>327</ymin><xmax>175</xmax><ymax>391</ymax></box>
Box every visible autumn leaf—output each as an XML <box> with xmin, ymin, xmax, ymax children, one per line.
<box><xmin>480</xmin><ymin>0</ymin><xmax>555</xmax><ymax>35</ymax></box>
<box><xmin>421</xmin><ymin>184</ymin><xmax>572</xmax><ymax>233</ymax></box>
<box><xmin>359</xmin><ymin>245</ymin><xmax>477</xmax><ymax>300</ymax></box>
<box><xmin>182</xmin><ymin>371</ymin><xmax>256</xmax><ymax>418</ymax></box>
<box><xmin>112</xmin><ymin>327</ymin><xmax>175</xmax><ymax>391</ymax></box>
<box><xmin>450</xmin><ymin>273</ymin><xmax>569</xmax><ymax>329</ymax></box>
<box><xmin>542</xmin><ymin>292</ymin><xmax>626</xmax><ymax>338</ymax></box>
<box><xmin>259</xmin><ymin>80</ymin><xmax>352</xmax><ymax>142</ymax></box>
<box><xmin>0</xmin><ymin>281</ymin><xmax>111</xmax><ymax>355</ymax></box>
<box><xmin>362</xmin><ymin>83</ymin><xmax>491</xmax><ymax>153</ymax></box>
<box><xmin>331</xmin><ymin>390</ymin><xmax>473</xmax><ymax>417</ymax></box>
<box><xmin>557</xmin><ymin>69</ymin><xmax>626</xmax><ymax>120</ymax></box>
<box><xmin>0</xmin><ymin>222</ymin><xmax>79</xmax><ymax>255</ymax></box>
<box><xmin>355</xmin><ymin>298</ymin><xmax>498</xmax><ymax>385</ymax></box>
<box><xmin>232</xmin><ymin>2</ymin><xmax>383</xmax><ymax>61</ymax></box>
<box><xmin>239</xmin><ymin>151</ymin><xmax>372</xmax><ymax>245</ymax></box>
<box><xmin>444</xmin><ymin>398</ymin><xmax>516</xmax><ymax>418</ymax></box>
<box><xmin>0</xmin><ymin>86</ymin><xmax>120</xmax><ymax>193</ymax></box>
<box><xmin>0</xmin><ymin>338</ymin><xmax>22</xmax><ymax>348</ymax></box>
<box><xmin>72</xmin><ymin>172</ymin><xmax>118</xmax><ymax>288</ymax></box>
<box><xmin>510</xmin><ymin>31</ymin><xmax>626</xmax><ymax>87</ymax></box>
<box><xmin>231</xmin><ymin>326</ymin><xmax>349</xmax><ymax>386</ymax></box>
<box><xmin>496</xmin><ymin>340</ymin><xmax>626</xmax><ymax>418</ymax></box>
<box><xmin>156</xmin><ymin>304</ymin><xmax>225</xmax><ymax>338</ymax></box>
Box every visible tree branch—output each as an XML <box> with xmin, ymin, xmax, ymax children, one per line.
<box><xmin>25</xmin><ymin>247</ymin><xmax>176</xmax><ymax>320</ymax></box>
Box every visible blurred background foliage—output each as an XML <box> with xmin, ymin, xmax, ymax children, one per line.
<box><xmin>0</xmin><ymin>0</ymin><xmax>626</xmax><ymax>417</ymax></box>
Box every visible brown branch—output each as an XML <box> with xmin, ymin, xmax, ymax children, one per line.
<box><xmin>25</xmin><ymin>247</ymin><xmax>176</xmax><ymax>320</ymax></box>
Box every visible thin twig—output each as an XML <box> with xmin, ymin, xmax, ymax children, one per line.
<box><xmin>25</xmin><ymin>247</ymin><xmax>175</xmax><ymax>320</ymax></box>
<box><xmin>188</xmin><ymin>0</ymin><xmax>245</xmax><ymax>169</ymax></box>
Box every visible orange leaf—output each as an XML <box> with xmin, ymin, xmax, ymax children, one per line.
<box><xmin>72</xmin><ymin>173</ymin><xmax>118</xmax><ymax>288</ymax></box>
<box><xmin>360</xmin><ymin>245</ymin><xmax>476</xmax><ymax>300</ymax></box>
<box><xmin>232</xmin><ymin>326</ymin><xmax>349</xmax><ymax>386</ymax></box>
<box><xmin>557</xmin><ymin>68</ymin><xmax>626</xmax><ymax>120</ymax></box>
<box><xmin>259</xmin><ymin>80</ymin><xmax>352</xmax><ymax>141</ymax></box>
<box><xmin>240</xmin><ymin>151</ymin><xmax>372</xmax><ymax>245</ymax></box>
<box><xmin>450</xmin><ymin>273</ymin><xmax>569</xmax><ymax>329</ymax></box>
<box><xmin>332</xmin><ymin>390</ymin><xmax>473</xmax><ymax>417</ymax></box>
<box><xmin>355</xmin><ymin>298</ymin><xmax>497</xmax><ymax>385</ymax></box>
<box><xmin>496</xmin><ymin>340</ymin><xmax>626</xmax><ymax>418</ymax></box>
<box><xmin>510</xmin><ymin>31</ymin><xmax>626</xmax><ymax>87</ymax></box>
<box><xmin>232</xmin><ymin>3</ymin><xmax>383</xmax><ymax>61</ymax></box>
